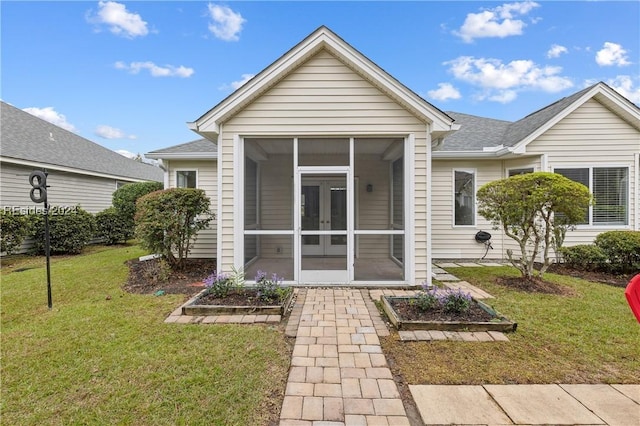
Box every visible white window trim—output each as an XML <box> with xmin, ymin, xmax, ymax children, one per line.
<box><xmin>507</xmin><ymin>166</ymin><xmax>535</xmax><ymax>177</ymax></box>
<box><xmin>452</xmin><ymin>168</ymin><xmax>476</xmax><ymax>227</ymax></box>
<box><xmin>552</xmin><ymin>164</ymin><xmax>631</xmax><ymax>228</ymax></box>
<box><xmin>174</xmin><ymin>168</ymin><xmax>199</xmax><ymax>188</ymax></box>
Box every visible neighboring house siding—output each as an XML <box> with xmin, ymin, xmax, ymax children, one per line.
<box><xmin>220</xmin><ymin>49</ymin><xmax>428</xmax><ymax>281</ymax></box>
<box><xmin>1</xmin><ymin>163</ymin><xmax>119</xmax><ymax>214</ymax></box>
<box><xmin>525</xmin><ymin>98</ymin><xmax>639</xmax><ymax>245</ymax></box>
<box><xmin>166</xmin><ymin>159</ymin><xmax>218</xmax><ymax>258</ymax></box>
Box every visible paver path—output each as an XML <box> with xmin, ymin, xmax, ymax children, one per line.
<box><xmin>280</xmin><ymin>288</ymin><xmax>410</xmax><ymax>426</ymax></box>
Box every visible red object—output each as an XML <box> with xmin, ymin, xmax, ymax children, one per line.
<box><xmin>625</xmin><ymin>273</ymin><xmax>640</xmax><ymax>323</ymax></box>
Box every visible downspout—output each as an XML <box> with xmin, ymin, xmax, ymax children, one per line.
<box><xmin>163</xmin><ymin>160</ymin><xmax>170</xmax><ymax>189</ymax></box>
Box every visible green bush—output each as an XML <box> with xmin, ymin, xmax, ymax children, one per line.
<box><xmin>112</xmin><ymin>181</ymin><xmax>163</xmax><ymax>239</ymax></box>
<box><xmin>30</xmin><ymin>207</ymin><xmax>96</xmax><ymax>255</ymax></box>
<box><xmin>135</xmin><ymin>188</ymin><xmax>213</xmax><ymax>269</ymax></box>
<box><xmin>94</xmin><ymin>207</ymin><xmax>130</xmax><ymax>245</ymax></box>
<box><xmin>594</xmin><ymin>231</ymin><xmax>640</xmax><ymax>273</ymax></box>
<box><xmin>0</xmin><ymin>210</ymin><xmax>31</xmax><ymax>255</ymax></box>
<box><xmin>560</xmin><ymin>245</ymin><xmax>608</xmax><ymax>271</ymax></box>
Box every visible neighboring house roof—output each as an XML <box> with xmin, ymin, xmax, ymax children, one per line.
<box><xmin>146</xmin><ymin>138</ymin><xmax>217</xmax><ymax>159</ymax></box>
<box><xmin>1</xmin><ymin>101</ymin><xmax>163</xmax><ymax>182</ymax></box>
<box><xmin>435</xmin><ymin>82</ymin><xmax>640</xmax><ymax>157</ymax></box>
<box><xmin>189</xmin><ymin>26</ymin><xmax>459</xmax><ymax>139</ymax></box>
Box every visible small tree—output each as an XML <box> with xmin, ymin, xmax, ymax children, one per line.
<box><xmin>477</xmin><ymin>172</ymin><xmax>592</xmax><ymax>280</ymax></box>
<box><xmin>112</xmin><ymin>181</ymin><xmax>163</xmax><ymax>239</ymax></box>
<box><xmin>135</xmin><ymin>188</ymin><xmax>213</xmax><ymax>270</ymax></box>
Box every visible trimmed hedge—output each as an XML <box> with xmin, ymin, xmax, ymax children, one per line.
<box><xmin>594</xmin><ymin>230</ymin><xmax>640</xmax><ymax>273</ymax></box>
<box><xmin>95</xmin><ymin>207</ymin><xmax>130</xmax><ymax>245</ymax></box>
<box><xmin>30</xmin><ymin>207</ymin><xmax>96</xmax><ymax>255</ymax></box>
<box><xmin>0</xmin><ymin>210</ymin><xmax>31</xmax><ymax>255</ymax></box>
<box><xmin>561</xmin><ymin>231</ymin><xmax>640</xmax><ymax>274</ymax></box>
<box><xmin>112</xmin><ymin>181</ymin><xmax>163</xmax><ymax>240</ymax></box>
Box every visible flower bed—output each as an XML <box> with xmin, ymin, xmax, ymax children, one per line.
<box><xmin>380</xmin><ymin>287</ymin><xmax>516</xmax><ymax>332</ymax></box>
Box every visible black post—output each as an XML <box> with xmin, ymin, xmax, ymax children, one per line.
<box><xmin>44</xmin><ymin>198</ymin><xmax>52</xmax><ymax>309</ymax></box>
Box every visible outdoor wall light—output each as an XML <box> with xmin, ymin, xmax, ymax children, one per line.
<box><xmin>366</xmin><ymin>184</ymin><xmax>373</xmax><ymax>193</ymax></box>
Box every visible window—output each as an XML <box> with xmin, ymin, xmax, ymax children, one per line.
<box><xmin>508</xmin><ymin>167</ymin><xmax>534</xmax><ymax>177</ymax></box>
<box><xmin>555</xmin><ymin>167</ymin><xmax>628</xmax><ymax>226</ymax></box>
<box><xmin>454</xmin><ymin>170</ymin><xmax>475</xmax><ymax>226</ymax></box>
<box><xmin>176</xmin><ymin>170</ymin><xmax>197</xmax><ymax>188</ymax></box>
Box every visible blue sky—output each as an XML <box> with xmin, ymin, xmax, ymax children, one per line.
<box><xmin>2</xmin><ymin>1</ymin><xmax>639</xmax><ymax>160</ymax></box>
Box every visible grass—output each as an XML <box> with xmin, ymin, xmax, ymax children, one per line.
<box><xmin>382</xmin><ymin>266</ymin><xmax>640</xmax><ymax>385</ymax></box>
<box><xmin>1</xmin><ymin>245</ymin><xmax>291</xmax><ymax>425</ymax></box>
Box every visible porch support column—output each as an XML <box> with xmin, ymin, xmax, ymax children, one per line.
<box><xmin>425</xmin><ymin>124</ymin><xmax>433</xmax><ymax>286</ymax></box>
<box><xmin>636</xmin><ymin>152</ymin><xmax>640</xmax><ymax>231</ymax></box>
<box><xmin>233</xmin><ymin>134</ymin><xmax>243</xmax><ymax>270</ymax></box>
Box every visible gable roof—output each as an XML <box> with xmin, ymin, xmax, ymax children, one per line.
<box><xmin>1</xmin><ymin>101</ymin><xmax>163</xmax><ymax>182</ymax></box>
<box><xmin>189</xmin><ymin>26</ymin><xmax>457</xmax><ymax>138</ymax></box>
<box><xmin>146</xmin><ymin>138</ymin><xmax>217</xmax><ymax>159</ymax></box>
<box><xmin>435</xmin><ymin>82</ymin><xmax>640</xmax><ymax>156</ymax></box>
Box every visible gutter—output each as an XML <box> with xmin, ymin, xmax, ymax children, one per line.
<box><xmin>145</xmin><ymin>152</ymin><xmax>217</xmax><ymax>160</ymax></box>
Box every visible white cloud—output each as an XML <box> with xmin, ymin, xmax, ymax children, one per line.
<box><xmin>219</xmin><ymin>73</ymin><xmax>255</xmax><ymax>91</ymax></box>
<box><xmin>207</xmin><ymin>4</ymin><xmax>245</xmax><ymax>41</ymax></box>
<box><xmin>596</xmin><ymin>42</ymin><xmax>631</xmax><ymax>66</ymax></box>
<box><xmin>606</xmin><ymin>75</ymin><xmax>640</xmax><ymax>104</ymax></box>
<box><xmin>427</xmin><ymin>83</ymin><xmax>462</xmax><ymax>101</ymax></box>
<box><xmin>547</xmin><ymin>44</ymin><xmax>568</xmax><ymax>58</ymax></box>
<box><xmin>445</xmin><ymin>56</ymin><xmax>573</xmax><ymax>102</ymax></box>
<box><xmin>455</xmin><ymin>1</ymin><xmax>540</xmax><ymax>43</ymax></box>
<box><xmin>95</xmin><ymin>125</ymin><xmax>136</xmax><ymax>140</ymax></box>
<box><xmin>23</xmin><ymin>107</ymin><xmax>77</xmax><ymax>132</ymax></box>
<box><xmin>115</xmin><ymin>61</ymin><xmax>194</xmax><ymax>78</ymax></box>
<box><xmin>89</xmin><ymin>1</ymin><xmax>148</xmax><ymax>38</ymax></box>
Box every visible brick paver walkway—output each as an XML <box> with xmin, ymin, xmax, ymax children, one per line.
<box><xmin>280</xmin><ymin>288</ymin><xmax>410</xmax><ymax>426</ymax></box>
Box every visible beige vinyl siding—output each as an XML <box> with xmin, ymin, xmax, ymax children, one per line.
<box><xmin>218</xmin><ymin>49</ymin><xmax>428</xmax><ymax>279</ymax></box>
<box><xmin>432</xmin><ymin>160</ymin><xmax>504</xmax><ymax>259</ymax></box>
<box><xmin>355</xmin><ymin>155</ymin><xmax>391</xmax><ymax>258</ymax></box>
<box><xmin>167</xmin><ymin>160</ymin><xmax>217</xmax><ymax>258</ymax></box>
<box><xmin>258</xmin><ymin>154</ymin><xmax>293</xmax><ymax>258</ymax></box>
<box><xmin>525</xmin><ymin>98</ymin><xmax>639</xmax><ymax>245</ymax></box>
<box><xmin>1</xmin><ymin>163</ymin><xmax>120</xmax><ymax>213</ymax></box>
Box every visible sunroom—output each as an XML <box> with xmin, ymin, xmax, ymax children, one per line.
<box><xmin>240</xmin><ymin>136</ymin><xmax>408</xmax><ymax>284</ymax></box>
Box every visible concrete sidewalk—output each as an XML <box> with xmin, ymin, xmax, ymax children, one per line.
<box><xmin>410</xmin><ymin>384</ymin><xmax>639</xmax><ymax>425</ymax></box>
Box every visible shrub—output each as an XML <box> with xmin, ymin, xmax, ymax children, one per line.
<box><xmin>559</xmin><ymin>245</ymin><xmax>607</xmax><ymax>271</ymax></box>
<box><xmin>94</xmin><ymin>207</ymin><xmax>130</xmax><ymax>245</ymax></box>
<box><xmin>30</xmin><ymin>207</ymin><xmax>95</xmax><ymax>255</ymax></box>
<box><xmin>140</xmin><ymin>258</ymin><xmax>172</xmax><ymax>284</ymax></box>
<box><xmin>135</xmin><ymin>188</ymin><xmax>214</xmax><ymax>270</ymax></box>
<box><xmin>413</xmin><ymin>286</ymin><xmax>439</xmax><ymax>311</ymax></box>
<box><xmin>594</xmin><ymin>231</ymin><xmax>640</xmax><ymax>273</ymax></box>
<box><xmin>112</xmin><ymin>181</ymin><xmax>163</xmax><ymax>239</ymax></box>
<box><xmin>1</xmin><ymin>210</ymin><xmax>31</xmax><ymax>255</ymax></box>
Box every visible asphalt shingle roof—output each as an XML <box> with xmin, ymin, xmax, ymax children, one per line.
<box><xmin>1</xmin><ymin>101</ymin><xmax>163</xmax><ymax>182</ymax></box>
<box><xmin>440</xmin><ymin>84</ymin><xmax>600</xmax><ymax>152</ymax></box>
<box><xmin>147</xmin><ymin>138</ymin><xmax>216</xmax><ymax>155</ymax></box>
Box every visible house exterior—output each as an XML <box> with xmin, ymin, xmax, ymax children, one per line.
<box><xmin>148</xmin><ymin>27</ymin><xmax>640</xmax><ymax>286</ymax></box>
<box><xmin>1</xmin><ymin>100</ymin><xmax>163</xmax><ymax>215</ymax></box>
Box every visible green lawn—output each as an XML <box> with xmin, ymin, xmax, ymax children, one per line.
<box><xmin>382</xmin><ymin>266</ymin><xmax>640</xmax><ymax>385</ymax></box>
<box><xmin>1</xmin><ymin>245</ymin><xmax>291</xmax><ymax>425</ymax></box>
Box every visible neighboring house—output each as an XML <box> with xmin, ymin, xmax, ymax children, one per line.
<box><xmin>148</xmin><ymin>26</ymin><xmax>640</xmax><ymax>286</ymax></box>
<box><xmin>1</xmin><ymin>101</ymin><xmax>163</xmax><ymax>216</ymax></box>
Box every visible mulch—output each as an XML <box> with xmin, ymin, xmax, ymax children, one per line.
<box><xmin>546</xmin><ymin>263</ymin><xmax>634</xmax><ymax>288</ymax></box>
<box><xmin>496</xmin><ymin>276</ymin><xmax>577</xmax><ymax>296</ymax></box>
<box><xmin>123</xmin><ymin>257</ymin><xmax>216</xmax><ymax>296</ymax></box>
<box><xmin>389</xmin><ymin>299</ymin><xmax>495</xmax><ymax>322</ymax></box>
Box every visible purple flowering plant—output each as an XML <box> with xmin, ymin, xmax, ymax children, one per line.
<box><xmin>254</xmin><ymin>270</ymin><xmax>289</xmax><ymax>303</ymax></box>
<box><xmin>203</xmin><ymin>271</ymin><xmax>233</xmax><ymax>298</ymax></box>
<box><xmin>415</xmin><ymin>282</ymin><xmax>473</xmax><ymax>314</ymax></box>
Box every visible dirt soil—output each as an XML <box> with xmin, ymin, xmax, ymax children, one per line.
<box><xmin>496</xmin><ymin>276</ymin><xmax>578</xmax><ymax>296</ymax></box>
<box><xmin>123</xmin><ymin>257</ymin><xmax>216</xmax><ymax>296</ymax></box>
<box><xmin>546</xmin><ymin>263</ymin><xmax>635</xmax><ymax>287</ymax></box>
<box><xmin>389</xmin><ymin>299</ymin><xmax>495</xmax><ymax>322</ymax></box>
<box><xmin>197</xmin><ymin>289</ymin><xmax>288</xmax><ymax>306</ymax></box>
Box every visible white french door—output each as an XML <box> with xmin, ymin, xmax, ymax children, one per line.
<box><xmin>301</xmin><ymin>178</ymin><xmax>347</xmax><ymax>256</ymax></box>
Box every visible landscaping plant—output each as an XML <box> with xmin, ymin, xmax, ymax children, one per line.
<box><xmin>0</xmin><ymin>210</ymin><xmax>31</xmax><ymax>255</ymax></box>
<box><xmin>111</xmin><ymin>181</ymin><xmax>163</xmax><ymax>239</ymax></box>
<box><xmin>203</xmin><ymin>272</ymin><xmax>234</xmax><ymax>298</ymax></box>
<box><xmin>94</xmin><ymin>207</ymin><xmax>130</xmax><ymax>245</ymax></box>
<box><xmin>255</xmin><ymin>270</ymin><xmax>288</xmax><ymax>303</ymax></box>
<box><xmin>135</xmin><ymin>188</ymin><xmax>214</xmax><ymax>270</ymax></box>
<box><xmin>29</xmin><ymin>206</ymin><xmax>95</xmax><ymax>255</ymax></box>
<box><xmin>477</xmin><ymin>172</ymin><xmax>592</xmax><ymax>280</ymax></box>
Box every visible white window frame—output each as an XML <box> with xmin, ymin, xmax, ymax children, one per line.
<box><xmin>553</xmin><ymin>165</ymin><xmax>630</xmax><ymax>228</ymax></box>
<box><xmin>507</xmin><ymin>167</ymin><xmax>535</xmax><ymax>177</ymax></box>
<box><xmin>452</xmin><ymin>168</ymin><xmax>476</xmax><ymax>227</ymax></box>
<box><xmin>175</xmin><ymin>169</ymin><xmax>198</xmax><ymax>188</ymax></box>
